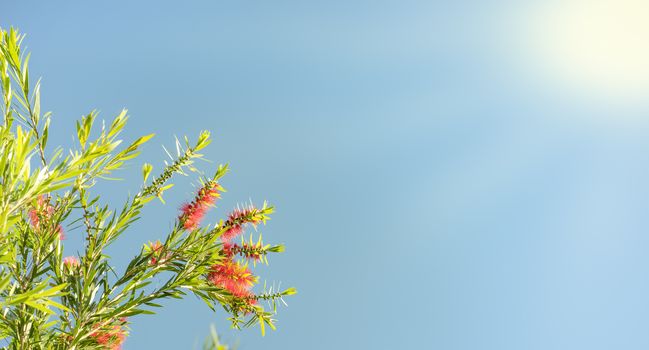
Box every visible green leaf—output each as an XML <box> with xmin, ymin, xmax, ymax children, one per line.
<box><xmin>281</xmin><ymin>287</ymin><xmax>297</xmax><ymax>296</ymax></box>
<box><xmin>142</xmin><ymin>163</ymin><xmax>153</xmax><ymax>183</ymax></box>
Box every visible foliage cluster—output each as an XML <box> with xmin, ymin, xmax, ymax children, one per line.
<box><xmin>0</xmin><ymin>28</ymin><xmax>293</xmax><ymax>350</ymax></box>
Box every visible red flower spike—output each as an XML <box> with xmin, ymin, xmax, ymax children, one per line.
<box><xmin>29</xmin><ymin>195</ymin><xmax>64</xmax><ymax>240</ymax></box>
<box><xmin>207</xmin><ymin>259</ymin><xmax>256</xmax><ymax>298</ymax></box>
<box><xmin>221</xmin><ymin>225</ymin><xmax>244</xmax><ymax>242</ymax></box>
<box><xmin>90</xmin><ymin>320</ymin><xmax>127</xmax><ymax>350</ymax></box>
<box><xmin>179</xmin><ymin>182</ymin><xmax>223</xmax><ymax>230</ymax></box>
<box><xmin>223</xmin><ymin>242</ymin><xmax>235</xmax><ymax>258</ymax></box>
<box><xmin>147</xmin><ymin>240</ymin><xmax>170</xmax><ymax>265</ymax></box>
<box><xmin>63</xmin><ymin>256</ymin><xmax>80</xmax><ymax>269</ymax></box>
<box><xmin>221</xmin><ymin>206</ymin><xmax>261</xmax><ymax>242</ymax></box>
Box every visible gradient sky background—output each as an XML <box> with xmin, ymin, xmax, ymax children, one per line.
<box><xmin>4</xmin><ymin>1</ymin><xmax>649</xmax><ymax>349</ymax></box>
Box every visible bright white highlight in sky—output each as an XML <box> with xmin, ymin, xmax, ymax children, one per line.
<box><xmin>522</xmin><ymin>0</ymin><xmax>649</xmax><ymax>105</ymax></box>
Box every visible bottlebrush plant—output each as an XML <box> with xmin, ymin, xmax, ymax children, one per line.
<box><xmin>0</xmin><ymin>27</ymin><xmax>294</xmax><ymax>350</ymax></box>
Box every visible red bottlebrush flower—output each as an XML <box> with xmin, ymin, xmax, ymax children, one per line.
<box><xmin>29</xmin><ymin>194</ymin><xmax>65</xmax><ymax>240</ymax></box>
<box><xmin>221</xmin><ymin>206</ymin><xmax>261</xmax><ymax>242</ymax></box>
<box><xmin>207</xmin><ymin>259</ymin><xmax>256</xmax><ymax>298</ymax></box>
<box><xmin>56</xmin><ymin>225</ymin><xmax>65</xmax><ymax>240</ymax></box>
<box><xmin>63</xmin><ymin>256</ymin><xmax>80</xmax><ymax>269</ymax></box>
<box><xmin>179</xmin><ymin>182</ymin><xmax>223</xmax><ymax>230</ymax></box>
<box><xmin>222</xmin><ymin>242</ymin><xmax>235</xmax><ymax>258</ymax></box>
<box><xmin>232</xmin><ymin>294</ymin><xmax>259</xmax><ymax>315</ymax></box>
<box><xmin>221</xmin><ymin>225</ymin><xmax>243</xmax><ymax>242</ymax></box>
<box><xmin>27</xmin><ymin>209</ymin><xmax>40</xmax><ymax>227</ymax></box>
<box><xmin>146</xmin><ymin>240</ymin><xmax>169</xmax><ymax>265</ymax></box>
<box><xmin>90</xmin><ymin>320</ymin><xmax>127</xmax><ymax>350</ymax></box>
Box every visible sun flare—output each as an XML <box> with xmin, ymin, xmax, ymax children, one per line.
<box><xmin>522</xmin><ymin>0</ymin><xmax>649</xmax><ymax>104</ymax></box>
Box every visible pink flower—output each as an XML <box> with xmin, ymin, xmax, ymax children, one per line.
<box><xmin>29</xmin><ymin>195</ymin><xmax>64</xmax><ymax>240</ymax></box>
<box><xmin>179</xmin><ymin>182</ymin><xmax>223</xmax><ymax>230</ymax></box>
<box><xmin>221</xmin><ymin>206</ymin><xmax>261</xmax><ymax>242</ymax></box>
<box><xmin>90</xmin><ymin>319</ymin><xmax>127</xmax><ymax>350</ymax></box>
<box><xmin>222</xmin><ymin>242</ymin><xmax>235</xmax><ymax>258</ymax></box>
<box><xmin>207</xmin><ymin>259</ymin><xmax>256</xmax><ymax>298</ymax></box>
<box><xmin>63</xmin><ymin>256</ymin><xmax>80</xmax><ymax>269</ymax></box>
<box><xmin>147</xmin><ymin>240</ymin><xmax>169</xmax><ymax>265</ymax></box>
<box><xmin>221</xmin><ymin>225</ymin><xmax>244</xmax><ymax>242</ymax></box>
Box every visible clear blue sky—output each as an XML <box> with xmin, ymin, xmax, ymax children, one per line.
<box><xmin>4</xmin><ymin>1</ymin><xmax>649</xmax><ymax>349</ymax></box>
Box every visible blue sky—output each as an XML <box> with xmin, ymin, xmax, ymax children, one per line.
<box><xmin>4</xmin><ymin>1</ymin><xmax>649</xmax><ymax>349</ymax></box>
